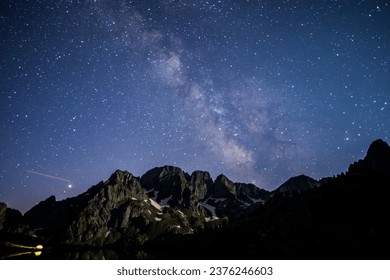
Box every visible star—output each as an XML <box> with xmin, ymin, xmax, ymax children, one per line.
<box><xmin>0</xmin><ymin>0</ymin><xmax>389</xmax><ymax>212</ymax></box>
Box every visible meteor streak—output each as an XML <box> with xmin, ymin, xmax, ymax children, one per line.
<box><xmin>27</xmin><ymin>170</ymin><xmax>72</xmax><ymax>186</ymax></box>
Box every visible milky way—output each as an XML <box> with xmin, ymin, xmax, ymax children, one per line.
<box><xmin>0</xmin><ymin>0</ymin><xmax>389</xmax><ymax>212</ymax></box>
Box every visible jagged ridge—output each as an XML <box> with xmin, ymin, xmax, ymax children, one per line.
<box><xmin>15</xmin><ymin>166</ymin><xmax>270</xmax><ymax>247</ymax></box>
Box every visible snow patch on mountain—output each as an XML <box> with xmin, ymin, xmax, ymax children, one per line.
<box><xmin>149</xmin><ymin>198</ymin><xmax>161</xmax><ymax>210</ymax></box>
<box><xmin>201</xmin><ymin>202</ymin><xmax>219</xmax><ymax>219</ymax></box>
<box><xmin>159</xmin><ymin>196</ymin><xmax>172</xmax><ymax>207</ymax></box>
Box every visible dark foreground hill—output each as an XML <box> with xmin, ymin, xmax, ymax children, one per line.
<box><xmin>1</xmin><ymin>139</ymin><xmax>389</xmax><ymax>259</ymax></box>
<box><xmin>152</xmin><ymin>139</ymin><xmax>390</xmax><ymax>259</ymax></box>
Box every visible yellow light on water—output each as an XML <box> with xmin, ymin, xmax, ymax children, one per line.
<box><xmin>5</xmin><ymin>242</ymin><xmax>44</xmax><ymax>250</ymax></box>
<box><xmin>5</xmin><ymin>251</ymin><xmax>42</xmax><ymax>258</ymax></box>
<box><xmin>34</xmin><ymin>251</ymin><xmax>42</xmax><ymax>257</ymax></box>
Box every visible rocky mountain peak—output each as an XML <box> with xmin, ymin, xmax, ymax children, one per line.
<box><xmin>147</xmin><ymin>165</ymin><xmax>187</xmax><ymax>178</ymax></box>
<box><xmin>24</xmin><ymin>195</ymin><xmax>57</xmax><ymax>222</ymax></box>
<box><xmin>141</xmin><ymin>165</ymin><xmax>190</xmax><ymax>191</ymax></box>
<box><xmin>273</xmin><ymin>174</ymin><xmax>319</xmax><ymax>194</ymax></box>
<box><xmin>189</xmin><ymin>170</ymin><xmax>213</xmax><ymax>199</ymax></box>
<box><xmin>365</xmin><ymin>139</ymin><xmax>390</xmax><ymax>170</ymax></box>
<box><xmin>108</xmin><ymin>170</ymin><xmax>136</xmax><ymax>185</ymax></box>
<box><xmin>349</xmin><ymin>139</ymin><xmax>390</xmax><ymax>173</ymax></box>
<box><xmin>211</xmin><ymin>174</ymin><xmax>236</xmax><ymax>198</ymax></box>
<box><xmin>190</xmin><ymin>170</ymin><xmax>212</xmax><ymax>183</ymax></box>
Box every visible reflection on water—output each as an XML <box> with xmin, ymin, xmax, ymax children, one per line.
<box><xmin>62</xmin><ymin>249</ymin><xmax>120</xmax><ymax>260</ymax></box>
<box><xmin>3</xmin><ymin>251</ymin><xmax>42</xmax><ymax>259</ymax></box>
<box><xmin>1</xmin><ymin>247</ymin><xmax>154</xmax><ymax>260</ymax></box>
<box><xmin>60</xmin><ymin>249</ymin><xmax>154</xmax><ymax>260</ymax></box>
<box><xmin>1</xmin><ymin>242</ymin><xmax>44</xmax><ymax>259</ymax></box>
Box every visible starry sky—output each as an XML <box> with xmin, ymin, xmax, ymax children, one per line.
<box><xmin>1</xmin><ymin>0</ymin><xmax>389</xmax><ymax>213</ymax></box>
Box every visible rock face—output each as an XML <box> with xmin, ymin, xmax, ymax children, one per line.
<box><xmin>0</xmin><ymin>203</ymin><xmax>6</xmax><ymax>231</ymax></box>
<box><xmin>20</xmin><ymin>167</ymin><xmax>270</xmax><ymax>247</ymax></box>
<box><xmin>63</xmin><ymin>171</ymin><xmax>150</xmax><ymax>246</ymax></box>
<box><xmin>203</xmin><ymin>175</ymin><xmax>270</xmax><ymax>219</ymax></box>
<box><xmin>141</xmin><ymin>166</ymin><xmax>207</xmax><ymax>215</ymax></box>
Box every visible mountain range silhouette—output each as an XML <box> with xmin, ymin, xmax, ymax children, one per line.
<box><xmin>1</xmin><ymin>139</ymin><xmax>389</xmax><ymax>259</ymax></box>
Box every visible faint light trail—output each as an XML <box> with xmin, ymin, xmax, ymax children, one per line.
<box><xmin>26</xmin><ymin>170</ymin><xmax>73</xmax><ymax>187</ymax></box>
<box><xmin>5</xmin><ymin>242</ymin><xmax>43</xmax><ymax>250</ymax></box>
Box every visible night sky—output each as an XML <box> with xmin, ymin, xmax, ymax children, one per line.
<box><xmin>1</xmin><ymin>0</ymin><xmax>389</xmax><ymax>213</ymax></box>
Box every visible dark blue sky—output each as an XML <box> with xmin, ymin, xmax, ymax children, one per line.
<box><xmin>1</xmin><ymin>0</ymin><xmax>389</xmax><ymax>212</ymax></box>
